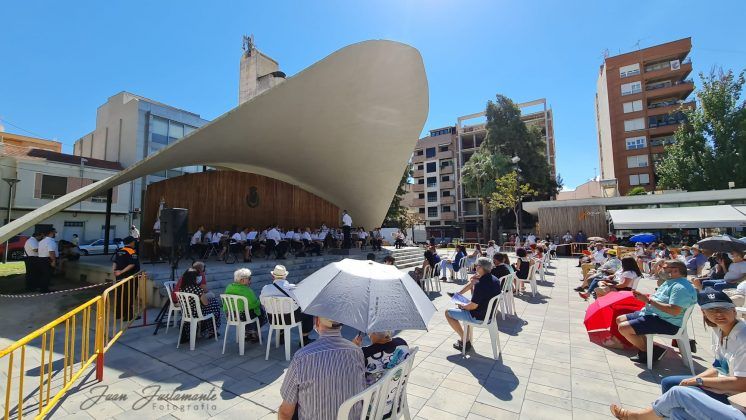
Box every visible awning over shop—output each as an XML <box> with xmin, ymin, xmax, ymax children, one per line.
<box><xmin>608</xmin><ymin>205</ymin><xmax>746</xmax><ymax>230</ymax></box>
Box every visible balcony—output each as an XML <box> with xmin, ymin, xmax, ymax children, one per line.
<box><xmin>412</xmin><ymin>169</ymin><xmax>424</xmax><ymax>178</ymax></box>
<box><xmin>645</xmin><ymin>79</ymin><xmax>694</xmax><ymax>100</ymax></box>
<box><xmin>412</xmin><ymin>198</ymin><xmax>425</xmax><ymax>207</ymax></box>
<box><xmin>440</xmin><ymin>180</ymin><xmax>455</xmax><ymax>189</ymax></box>
<box><xmin>411</xmin><ymin>184</ymin><xmax>424</xmax><ymax>193</ymax></box>
<box><xmin>440</xmin><ymin>166</ymin><xmax>454</xmax><ymax>175</ymax></box>
<box><xmin>647</xmin><ymin>100</ymin><xmax>695</xmax><ymax>117</ymax></box>
<box><xmin>412</xmin><ymin>154</ymin><xmax>425</xmax><ymax>164</ymax></box>
<box><xmin>441</xmin><ymin>195</ymin><xmax>456</xmax><ymax>204</ymax></box>
<box><xmin>460</xmin><ymin>123</ymin><xmax>486</xmax><ymax>134</ymax></box>
<box><xmin>436</xmin><ymin>150</ymin><xmax>453</xmax><ymax>159</ymax></box>
<box><xmin>441</xmin><ymin>211</ymin><xmax>457</xmax><ymax>221</ymax></box>
<box><xmin>644</xmin><ymin>60</ymin><xmax>692</xmax><ymax>81</ymax></box>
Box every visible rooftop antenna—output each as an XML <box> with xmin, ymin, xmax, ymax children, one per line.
<box><xmin>242</xmin><ymin>34</ymin><xmax>255</xmax><ymax>56</ymax></box>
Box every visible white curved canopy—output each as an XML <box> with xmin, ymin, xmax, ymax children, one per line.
<box><xmin>0</xmin><ymin>40</ymin><xmax>428</xmax><ymax>243</ymax></box>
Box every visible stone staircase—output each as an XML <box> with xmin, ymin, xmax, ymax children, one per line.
<box><xmin>388</xmin><ymin>247</ymin><xmax>425</xmax><ymax>269</ymax></box>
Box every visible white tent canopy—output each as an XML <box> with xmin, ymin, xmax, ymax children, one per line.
<box><xmin>608</xmin><ymin>205</ymin><xmax>746</xmax><ymax>230</ymax></box>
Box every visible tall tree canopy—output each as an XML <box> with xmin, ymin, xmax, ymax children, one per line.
<box><xmin>383</xmin><ymin>164</ymin><xmax>413</xmax><ymax>229</ymax></box>
<box><xmin>460</xmin><ymin>150</ymin><xmax>510</xmax><ymax>237</ymax></box>
<box><xmin>657</xmin><ymin>69</ymin><xmax>746</xmax><ymax>191</ymax></box>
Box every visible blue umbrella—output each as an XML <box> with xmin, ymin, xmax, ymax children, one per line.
<box><xmin>629</xmin><ymin>233</ymin><xmax>657</xmax><ymax>243</ymax></box>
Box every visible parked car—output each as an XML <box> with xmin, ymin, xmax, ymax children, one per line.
<box><xmin>79</xmin><ymin>239</ymin><xmax>124</xmax><ymax>255</ymax></box>
<box><xmin>0</xmin><ymin>235</ymin><xmax>30</xmax><ymax>260</ymax></box>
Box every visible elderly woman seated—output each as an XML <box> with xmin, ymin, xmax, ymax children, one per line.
<box><xmin>177</xmin><ymin>268</ymin><xmax>221</xmax><ymax>343</ymax></box>
<box><xmin>223</xmin><ymin>268</ymin><xmax>265</xmax><ymax>342</ymax></box>
<box><xmin>581</xmin><ymin>256</ymin><xmax>642</xmax><ymax>299</ymax></box>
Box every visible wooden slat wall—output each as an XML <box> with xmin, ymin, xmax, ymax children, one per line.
<box><xmin>537</xmin><ymin>205</ymin><xmax>608</xmax><ymax>238</ymax></box>
<box><xmin>143</xmin><ymin>171</ymin><xmax>341</xmax><ymax>235</ymax></box>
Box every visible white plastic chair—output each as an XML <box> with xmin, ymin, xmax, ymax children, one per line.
<box><xmin>461</xmin><ymin>294</ymin><xmax>502</xmax><ymax>360</ymax></box>
<box><xmin>458</xmin><ymin>257</ymin><xmax>469</xmax><ymax>281</ymax></box>
<box><xmin>337</xmin><ymin>347</ymin><xmax>419</xmax><ymax>420</ymax></box>
<box><xmin>533</xmin><ymin>257</ymin><xmax>545</xmax><ymax>282</ymax></box>
<box><xmin>163</xmin><ymin>281</ymin><xmax>181</xmax><ymax>333</ymax></box>
<box><xmin>498</xmin><ymin>274</ymin><xmax>515</xmax><ymax>320</ymax></box>
<box><xmin>175</xmin><ymin>292</ymin><xmax>218</xmax><ymax>351</ymax></box>
<box><xmin>630</xmin><ymin>275</ymin><xmax>642</xmax><ymax>291</ymax></box>
<box><xmin>261</xmin><ymin>296</ymin><xmax>304</xmax><ymax>361</ymax></box>
<box><xmin>646</xmin><ymin>305</ymin><xmax>696</xmax><ymax>375</ymax></box>
<box><xmin>518</xmin><ymin>263</ymin><xmax>538</xmax><ymax>297</ymax></box>
<box><xmin>422</xmin><ymin>266</ymin><xmax>440</xmax><ymax>293</ymax></box>
<box><xmin>220</xmin><ymin>294</ymin><xmax>263</xmax><ymax>356</ymax></box>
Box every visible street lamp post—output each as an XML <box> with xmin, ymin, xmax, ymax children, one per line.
<box><xmin>3</xmin><ymin>178</ymin><xmax>20</xmax><ymax>263</ymax></box>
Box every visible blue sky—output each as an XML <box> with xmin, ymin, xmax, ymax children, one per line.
<box><xmin>2</xmin><ymin>0</ymin><xmax>745</xmax><ymax>189</ymax></box>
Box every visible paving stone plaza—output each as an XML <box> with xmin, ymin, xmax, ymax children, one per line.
<box><xmin>47</xmin><ymin>255</ymin><xmax>710</xmax><ymax>419</ymax></box>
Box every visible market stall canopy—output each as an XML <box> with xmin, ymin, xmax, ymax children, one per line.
<box><xmin>608</xmin><ymin>205</ymin><xmax>746</xmax><ymax>230</ymax></box>
<box><xmin>0</xmin><ymin>40</ymin><xmax>429</xmax><ymax>244</ymax></box>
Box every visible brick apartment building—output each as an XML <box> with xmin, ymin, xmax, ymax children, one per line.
<box><xmin>596</xmin><ymin>38</ymin><xmax>694</xmax><ymax>195</ymax></box>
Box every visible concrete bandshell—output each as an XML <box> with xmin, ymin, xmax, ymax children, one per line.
<box><xmin>0</xmin><ymin>40</ymin><xmax>429</xmax><ymax>243</ymax></box>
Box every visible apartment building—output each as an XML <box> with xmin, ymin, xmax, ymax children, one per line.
<box><xmin>408</xmin><ymin>99</ymin><xmax>556</xmax><ymax>240</ymax></box>
<box><xmin>596</xmin><ymin>38</ymin><xmax>694</xmax><ymax>195</ymax></box>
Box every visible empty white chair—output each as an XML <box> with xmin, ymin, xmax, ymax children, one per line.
<box><xmin>261</xmin><ymin>296</ymin><xmax>304</xmax><ymax>361</ymax></box>
<box><xmin>175</xmin><ymin>292</ymin><xmax>218</xmax><ymax>351</ymax></box>
<box><xmin>163</xmin><ymin>281</ymin><xmax>181</xmax><ymax>333</ymax></box>
<box><xmin>422</xmin><ymin>266</ymin><xmax>439</xmax><ymax>293</ymax></box>
<box><xmin>220</xmin><ymin>294</ymin><xmax>263</xmax><ymax>356</ymax></box>
<box><xmin>533</xmin><ymin>257</ymin><xmax>546</xmax><ymax>282</ymax></box>
<box><xmin>337</xmin><ymin>347</ymin><xmax>419</xmax><ymax>420</ymax></box>
<box><xmin>458</xmin><ymin>257</ymin><xmax>469</xmax><ymax>281</ymax></box>
<box><xmin>518</xmin><ymin>263</ymin><xmax>538</xmax><ymax>297</ymax></box>
<box><xmin>461</xmin><ymin>295</ymin><xmax>502</xmax><ymax>360</ymax></box>
<box><xmin>498</xmin><ymin>274</ymin><xmax>515</xmax><ymax>320</ymax></box>
<box><xmin>646</xmin><ymin>305</ymin><xmax>696</xmax><ymax>375</ymax></box>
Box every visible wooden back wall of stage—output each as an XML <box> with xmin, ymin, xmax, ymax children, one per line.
<box><xmin>143</xmin><ymin>171</ymin><xmax>341</xmax><ymax>234</ymax></box>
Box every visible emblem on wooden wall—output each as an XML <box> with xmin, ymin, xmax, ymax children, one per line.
<box><xmin>246</xmin><ymin>186</ymin><xmax>260</xmax><ymax>208</ymax></box>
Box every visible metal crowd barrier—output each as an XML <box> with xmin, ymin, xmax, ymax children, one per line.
<box><xmin>0</xmin><ymin>272</ymin><xmax>147</xmax><ymax>419</ymax></box>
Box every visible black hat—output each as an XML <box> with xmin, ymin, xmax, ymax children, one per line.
<box><xmin>697</xmin><ymin>287</ymin><xmax>735</xmax><ymax>310</ymax></box>
<box><xmin>122</xmin><ymin>236</ymin><xmax>136</xmax><ymax>245</ymax></box>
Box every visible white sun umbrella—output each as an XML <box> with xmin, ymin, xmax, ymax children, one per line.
<box><xmin>292</xmin><ymin>258</ymin><xmax>437</xmax><ymax>333</ymax></box>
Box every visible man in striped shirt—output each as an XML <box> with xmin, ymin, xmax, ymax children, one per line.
<box><xmin>278</xmin><ymin>317</ymin><xmax>366</xmax><ymax>420</ymax></box>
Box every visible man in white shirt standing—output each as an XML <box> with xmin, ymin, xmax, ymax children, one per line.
<box><xmin>190</xmin><ymin>226</ymin><xmax>205</xmax><ymax>259</ymax></box>
<box><xmin>23</xmin><ymin>232</ymin><xmax>43</xmax><ymax>292</ymax></box>
<box><xmin>341</xmin><ymin>210</ymin><xmax>353</xmax><ymax>249</ymax></box>
<box><xmin>37</xmin><ymin>228</ymin><xmax>58</xmax><ymax>293</ymax></box>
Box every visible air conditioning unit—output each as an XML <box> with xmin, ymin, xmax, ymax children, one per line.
<box><xmin>670</xmin><ymin>59</ymin><xmax>681</xmax><ymax>70</ymax></box>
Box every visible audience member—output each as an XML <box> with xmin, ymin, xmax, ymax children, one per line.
<box><xmin>439</xmin><ymin>245</ymin><xmax>466</xmax><ymax>281</ymax></box>
<box><xmin>259</xmin><ymin>265</ymin><xmax>314</xmax><ymax>345</ymax></box>
<box><xmin>584</xmin><ymin>256</ymin><xmax>641</xmax><ymax>299</ymax></box>
<box><xmin>700</xmin><ymin>250</ymin><xmax>746</xmax><ymax>291</ymax></box>
<box><xmin>686</xmin><ymin>244</ymin><xmax>708</xmax><ymax>276</ymax></box>
<box><xmin>177</xmin><ymin>268</ymin><xmax>221</xmax><ymax>343</ymax></box>
<box><xmin>223</xmin><ymin>268</ymin><xmax>264</xmax><ymax>341</ymax></box>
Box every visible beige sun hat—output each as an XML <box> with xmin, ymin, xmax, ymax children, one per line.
<box><xmin>271</xmin><ymin>265</ymin><xmax>289</xmax><ymax>278</ymax></box>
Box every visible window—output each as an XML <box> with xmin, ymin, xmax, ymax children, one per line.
<box><xmin>621</xmin><ymin>81</ymin><xmax>642</xmax><ymax>96</ymax></box>
<box><xmin>427</xmin><ymin>192</ymin><xmax>438</xmax><ymax>202</ymax></box>
<box><xmin>418</xmin><ymin>193</ymin><xmax>425</xmax><ymax>199</ymax></box>
<box><xmin>427</xmin><ymin>206</ymin><xmax>438</xmax><ymax>217</ymax></box>
<box><xmin>629</xmin><ymin>174</ymin><xmax>650</xmax><ymax>186</ymax></box>
<box><xmin>167</xmin><ymin>169</ymin><xmax>183</xmax><ymax>178</ymax></box>
<box><xmin>627</xmin><ymin>155</ymin><xmax>649</xmax><ymax>168</ymax></box>
<box><xmin>425</xmin><ymin>147</ymin><xmax>436</xmax><ymax>158</ymax></box>
<box><xmin>442</xmin><ymin>190</ymin><xmax>451</xmax><ymax>197</ymax></box>
<box><xmin>40</xmin><ymin>175</ymin><xmax>67</xmax><ymax>199</ymax></box>
<box><xmin>619</xmin><ymin>63</ymin><xmax>641</xmax><ymax>78</ymax></box>
<box><xmin>623</xmin><ymin>100</ymin><xmax>643</xmax><ymax>113</ymax></box>
<box><xmin>441</xmin><ymin>175</ymin><xmax>450</xmax><ymax>182</ymax></box>
<box><xmin>440</xmin><ymin>160</ymin><xmax>452</xmax><ymax>168</ymax></box>
<box><xmin>415</xmin><ymin>149</ymin><xmax>423</xmax><ymax>156</ymax></box>
<box><xmin>645</xmin><ymin>61</ymin><xmax>670</xmax><ymax>73</ymax></box>
<box><xmin>438</xmin><ymin>145</ymin><xmax>449</xmax><ymax>152</ymax></box>
<box><xmin>418</xmin><ymin>208</ymin><xmax>425</xmax><ymax>214</ymax></box>
<box><xmin>441</xmin><ymin>206</ymin><xmax>451</xmax><ymax>212</ymax></box>
<box><xmin>426</xmin><ymin>177</ymin><xmax>437</xmax><ymax>188</ymax></box>
<box><xmin>426</xmin><ymin>162</ymin><xmax>436</xmax><ymax>173</ymax></box>
<box><xmin>463</xmin><ymin>201</ymin><xmax>478</xmax><ymax>216</ymax></box>
<box><xmin>625</xmin><ymin>136</ymin><xmax>647</xmax><ymax>150</ymax></box>
<box><xmin>417</xmin><ymin>179</ymin><xmax>424</xmax><ymax>185</ymax></box>
<box><xmin>624</xmin><ymin>118</ymin><xmax>645</xmax><ymax>132</ymax></box>
<box><xmin>150</xmin><ymin>116</ymin><xmax>169</xmax><ymax>144</ymax></box>
<box><xmin>417</xmin><ymin>164</ymin><xmax>423</xmax><ymax>170</ymax></box>
<box><xmin>429</xmin><ymin>221</ymin><xmax>441</xmax><ymax>226</ymax></box>
<box><xmin>168</xmin><ymin>121</ymin><xmax>184</xmax><ymax>143</ymax></box>
<box><xmin>650</xmin><ymin>135</ymin><xmax>676</xmax><ymax>147</ymax></box>
<box><xmin>649</xmin><ymin>112</ymin><xmax>686</xmax><ymax>128</ymax></box>
<box><xmin>184</xmin><ymin>125</ymin><xmax>196</xmax><ymax>136</ymax></box>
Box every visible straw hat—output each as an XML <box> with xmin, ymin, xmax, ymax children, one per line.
<box><xmin>271</xmin><ymin>265</ymin><xmax>289</xmax><ymax>278</ymax></box>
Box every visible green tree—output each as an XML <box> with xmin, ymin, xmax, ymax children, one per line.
<box><xmin>626</xmin><ymin>186</ymin><xmax>647</xmax><ymax>196</ymax></box>
<box><xmin>460</xmin><ymin>150</ymin><xmax>509</xmax><ymax>240</ymax></box>
<box><xmin>383</xmin><ymin>164</ymin><xmax>413</xmax><ymax>229</ymax></box>
<box><xmin>482</xmin><ymin>95</ymin><xmax>558</xmax><ymax>198</ymax></box>
<box><xmin>488</xmin><ymin>172</ymin><xmax>538</xmax><ymax>240</ymax></box>
<box><xmin>657</xmin><ymin>69</ymin><xmax>746</xmax><ymax>191</ymax></box>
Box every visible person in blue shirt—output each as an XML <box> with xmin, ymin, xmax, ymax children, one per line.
<box><xmin>685</xmin><ymin>244</ymin><xmax>708</xmax><ymax>275</ymax></box>
<box><xmin>439</xmin><ymin>245</ymin><xmax>466</xmax><ymax>281</ymax></box>
<box><xmin>616</xmin><ymin>259</ymin><xmax>697</xmax><ymax>364</ymax></box>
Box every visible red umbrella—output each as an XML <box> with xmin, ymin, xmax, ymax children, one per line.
<box><xmin>584</xmin><ymin>291</ymin><xmax>645</xmax><ymax>346</ymax></box>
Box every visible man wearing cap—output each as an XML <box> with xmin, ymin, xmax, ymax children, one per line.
<box><xmin>686</xmin><ymin>244</ymin><xmax>708</xmax><ymax>276</ymax></box>
<box><xmin>278</xmin><ymin>316</ymin><xmax>366</xmax><ymax>420</ymax></box>
<box><xmin>113</xmin><ymin>236</ymin><xmax>141</xmax><ymax>319</ymax></box>
<box><xmin>259</xmin><ymin>265</ymin><xmax>314</xmax><ymax>344</ymax></box>
<box><xmin>37</xmin><ymin>228</ymin><xmax>58</xmax><ymax>293</ymax></box>
<box><xmin>610</xmin><ymin>288</ymin><xmax>746</xmax><ymax>419</ymax></box>
<box><xmin>23</xmin><ymin>232</ymin><xmax>44</xmax><ymax>292</ymax></box>
<box><xmin>616</xmin><ymin>260</ymin><xmax>697</xmax><ymax>364</ymax></box>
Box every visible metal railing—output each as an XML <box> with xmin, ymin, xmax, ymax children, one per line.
<box><xmin>0</xmin><ymin>272</ymin><xmax>147</xmax><ymax>419</ymax></box>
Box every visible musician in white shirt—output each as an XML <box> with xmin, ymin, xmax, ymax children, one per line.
<box><xmin>341</xmin><ymin>210</ymin><xmax>353</xmax><ymax>249</ymax></box>
<box><xmin>190</xmin><ymin>226</ymin><xmax>205</xmax><ymax>258</ymax></box>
